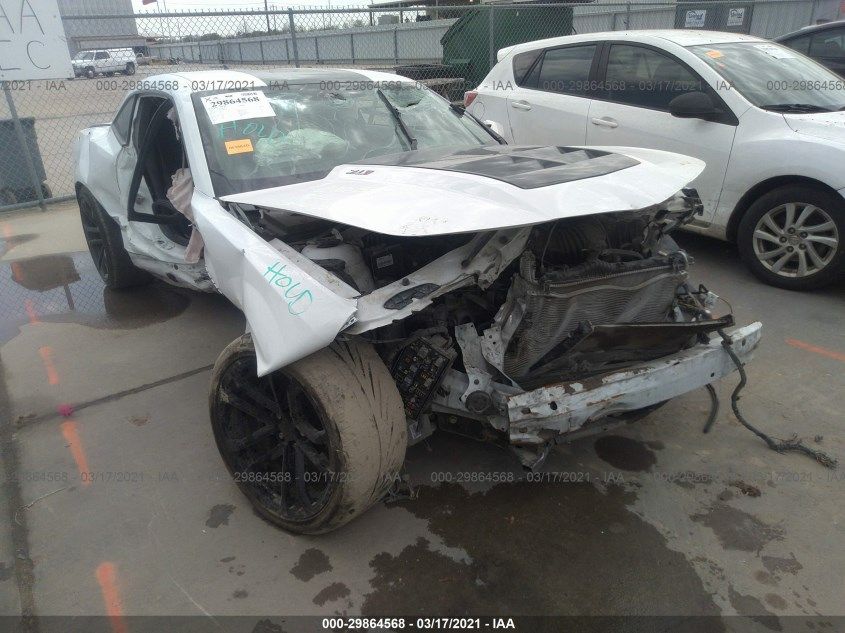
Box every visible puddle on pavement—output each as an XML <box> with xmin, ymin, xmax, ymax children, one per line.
<box><xmin>363</xmin><ymin>437</ymin><xmax>723</xmax><ymax>623</ymax></box>
<box><xmin>593</xmin><ymin>434</ymin><xmax>658</xmax><ymax>472</ymax></box>
<box><xmin>0</xmin><ymin>233</ymin><xmax>36</xmax><ymax>257</ymax></box>
<box><xmin>728</xmin><ymin>587</ymin><xmax>782</xmax><ymax>631</ymax></box>
<box><xmin>691</xmin><ymin>502</ymin><xmax>784</xmax><ymax>554</ymax></box>
<box><xmin>291</xmin><ymin>548</ymin><xmax>332</xmax><ymax>582</ymax></box>
<box><xmin>0</xmin><ymin>252</ymin><xmax>191</xmax><ymax>344</ymax></box>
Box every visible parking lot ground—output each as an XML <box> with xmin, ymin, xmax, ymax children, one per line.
<box><xmin>0</xmin><ymin>202</ymin><xmax>844</xmax><ymax>629</ymax></box>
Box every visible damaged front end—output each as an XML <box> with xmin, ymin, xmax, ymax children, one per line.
<box><xmin>214</xmin><ymin>177</ymin><xmax>760</xmax><ymax>469</ymax></box>
<box><xmin>346</xmin><ymin>190</ymin><xmax>761</xmax><ymax>466</ymax></box>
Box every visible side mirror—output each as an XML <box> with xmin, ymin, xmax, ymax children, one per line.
<box><xmin>669</xmin><ymin>91</ymin><xmax>721</xmax><ymax>120</ymax></box>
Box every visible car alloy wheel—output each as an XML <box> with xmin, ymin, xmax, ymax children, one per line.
<box><xmin>214</xmin><ymin>354</ymin><xmax>336</xmax><ymax>523</ymax></box>
<box><xmin>752</xmin><ymin>202</ymin><xmax>839</xmax><ymax>278</ymax></box>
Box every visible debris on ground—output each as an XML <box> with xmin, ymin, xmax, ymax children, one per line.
<box><xmin>729</xmin><ymin>480</ymin><xmax>762</xmax><ymax>497</ymax></box>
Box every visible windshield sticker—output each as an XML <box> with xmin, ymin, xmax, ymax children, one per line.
<box><xmin>705</xmin><ymin>49</ymin><xmax>724</xmax><ymax>59</ymax></box>
<box><xmin>201</xmin><ymin>91</ymin><xmax>274</xmax><ymax>125</ymax></box>
<box><xmin>263</xmin><ymin>261</ymin><xmax>313</xmax><ymax>316</ymax></box>
<box><xmin>224</xmin><ymin>138</ymin><xmax>254</xmax><ymax>155</ymax></box>
<box><xmin>753</xmin><ymin>43</ymin><xmax>797</xmax><ymax>59</ymax></box>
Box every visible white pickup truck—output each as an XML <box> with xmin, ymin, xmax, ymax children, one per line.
<box><xmin>71</xmin><ymin>48</ymin><xmax>137</xmax><ymax>78</ymax></box>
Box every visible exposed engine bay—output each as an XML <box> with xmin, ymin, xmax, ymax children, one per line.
<box><xmin>230</xmin><ymin>189</ymin><xmax>734</xmax><ymax>466</ymax></box>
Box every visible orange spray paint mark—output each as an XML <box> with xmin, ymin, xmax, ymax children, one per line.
<box><xmin>60</xmin><ymin>420</ymin><xmax>91</xmax><ymax>487</ymax></box>
<box><xmin>38</xmin><ymin>346</ymin><xmax>59</xmax><ymax>385</ymax></box>
<box><xmin>95</xmin><ymin>562</ymin><xmax>127</xmax><ymax>633</ymax></box>
<box><xmin>785</xmin><ymin>338</ymin><xmax>845</xmax><ymax>363</ymax></box>
<box><xmin>24</xmin><ymin>299</ymin><xmax>40</xmax><ymax>324</ymax></box>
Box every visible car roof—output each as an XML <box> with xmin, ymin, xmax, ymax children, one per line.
<box><xmin>775</xmin><ymin>19</ymin><xmax>845</xmax><ymax>41</ymax></box>
<box><xmin>146</xmin><ymin>68</ymin><xmax>417</xmax><ymax>95</ymax></box>
<box><xmin>501</xmin><ymin>29</ymin><xmax>766</xmax><ymax>58</ymax></box>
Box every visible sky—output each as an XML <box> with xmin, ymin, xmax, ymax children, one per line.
<box><xmin>127</xmin><ymin>0</ymin><xmax>396</xmax><ymax>39</ymax></box>
<box><xmin>130</xmin><ymin>0</ymin><xmax>371</xmax><ymax>11</ymax></box>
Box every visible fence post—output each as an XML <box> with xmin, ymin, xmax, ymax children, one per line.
<box><xmin>350</xmin><ymin>32</ymin><xmax>355</xmax><ymax>64</ymax></box>
<box><xmin>625</xmin><ymin>2</ymin><xmax>632</xmax><ymax>29</ymax></box>
<box><xmin>238</xmin><ymin>42</ymin><xmax>243</xmax><ymax>63</ymax></box>
<box><xmin>315</xmin><ymin>37</ymin><xmax>320</xmax><ymax>64</ymax></box>
<box><xmin>1</xmin><ymin>82</ymin><xmax>46</xmax><ymax>212</ymax></box>
<box><xmin>260</xmin><ymin>40</ymin><xmax>265</xmax><ymax>65</ymax></box>
<box><xmin>811</xmin><ymin>0</ymin><xmax>820</xmax><ymax>23</ymax></box>
<box><xmin>393</xmin><ymin>27</ymin><xmax>399</xmax><ymax>65</ymax></box>
<box><xmin>488</xmin><ymin>5</ymin><xmax>496</xmax><ymax>68</ymax></box>
<box><xmin>288</xmin><ymin>9</ymin><xmax>300</xmax><ymax>68</ymax></box>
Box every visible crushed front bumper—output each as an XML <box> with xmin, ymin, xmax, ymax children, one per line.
<box><xmin>506</xmin><ymin>322</ymin><xmax>763</xmax><ymax>445</ymax></box>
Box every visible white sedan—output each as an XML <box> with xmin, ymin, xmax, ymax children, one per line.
<box><xmin>467</xmin><ymin>30</ymin><xmax>845</xmax><ymax>290</ymax></box>
<box><xmin>73</xmin><ymin>68</ymin><xmax>760</xmax><ymax>533</ymax></box>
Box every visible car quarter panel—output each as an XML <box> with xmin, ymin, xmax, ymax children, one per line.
<box><xmin>75</xmin><ymin>124</ymin><xmax>123</xmax><ymax>217</ymax></box>
<box><xmin>709</xmin><ymin>110</ymin><xmax>845</xmax><ymax>239</ymax></box>
<box><xmin>190</xmin><ymin>193</ymin><xmax>357</xmax><ymax>376</ymax></box>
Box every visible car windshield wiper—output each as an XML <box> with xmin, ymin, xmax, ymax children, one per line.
<box><xmin>449</xmin><ymin>103</ymin><xmax>507</xmax><ymax>144</ymax></box>
<box><xmin>761</xmin><ymin>103</ymin><xmax>832</xmax><ymax>113</ymax></box>
<box><xmin>376</xmin><ymin>89</ymin><xmax>417</xmax><ymax>150</ymax></box>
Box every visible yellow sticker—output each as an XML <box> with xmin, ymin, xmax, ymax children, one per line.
<box><xmin>225</xmin><ymin>138</ymin><xmax>254</xmax><ymax>155</ymax></box>
<box><xmin>706</xmin><ymin>50</ymin><xmax>724</xmax><ymax>59</ymax></box>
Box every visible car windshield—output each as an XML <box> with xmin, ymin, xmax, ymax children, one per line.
<box><xmin>687</xmin><ymin>41</ymin><xmax>845</xmax><ymax>111</ymax></box>
<box><xmin>192</xmin><ymin>82</ymin><xmax>497</xmax><ymax>196</ymax></box>
<box><xmin>75</xmin><ymin>52</ymin><xmax>94</xmax><ymax>61</ymax></box>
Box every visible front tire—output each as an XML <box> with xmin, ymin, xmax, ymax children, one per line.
<box><xmin>85</xmin><ymin>67</ymin><xmax>95</xmax><ymax>79</ymax></box>
<box><xmin>77</xmin><ymin>187</ymin><xmax>151</xmax><ymax>289</ymax></box>
<box><xmin>738</xmin><ymin>185</ymin><xmax>844</xmax><ymax>290</ymax></box>
<box><xmin>209</xmin><ymin>335</ymin><xmax>407</xmax><ymax>535</ymax></box>
<box><xmin>123</xmin><ymin>63</ymin><xmax>135</xmax><ymax>76</ymax></box>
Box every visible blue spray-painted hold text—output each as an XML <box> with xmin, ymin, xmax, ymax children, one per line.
<box><xmin>263</xmin><ymin>261</ymin><xmax>313</xmax><ymax>316</ymax></box>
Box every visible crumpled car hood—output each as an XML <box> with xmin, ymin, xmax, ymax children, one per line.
<box><xmin>222</xmin><ymin>145</ymin><xmax>705</xmax><ymax>236</ymax></box>
<box><xmin>784</xmin><ymin>111</ymin><xmax>845</xmax><ymax>144</ymax></box>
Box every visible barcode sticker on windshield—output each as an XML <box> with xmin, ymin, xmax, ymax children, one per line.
<box><xmin>753</xmin><ymin>44</ymin><xmax>797</xmax><ymax>60</ymax></box>
<box><xmin>201</xmin><ymin>91</ymin><xmax>274</xmax><ymax>125</ymax></box>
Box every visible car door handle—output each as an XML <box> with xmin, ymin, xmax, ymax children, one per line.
<box><xmin>511</xmin><ymin>100</ymin><xmax>532</xmax><ymax>111</ymax></box>
<box><xmin>591</xmin><ymin>117</ymin><xmax>618</xmax><ymax>128</ymax></box>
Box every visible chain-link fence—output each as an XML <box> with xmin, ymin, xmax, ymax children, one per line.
<box><xmin>0</xmin><ymin>0</ymin><xmax>839</xmax><ymax>213</ymax></box>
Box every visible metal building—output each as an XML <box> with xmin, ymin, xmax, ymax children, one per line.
<box><xmin>59</xmin><ymin>0</ymin><xmax>145</xmax><ymax>55</ymax></box>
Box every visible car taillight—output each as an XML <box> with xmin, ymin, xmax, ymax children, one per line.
<box><xmin>464</xmin><ymin>90</ymin><xmax>478</xmax><ymax>108</ymax></box>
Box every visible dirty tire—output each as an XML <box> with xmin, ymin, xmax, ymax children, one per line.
<box><xmin>85</xmin><ymin>67</ymin><xmax>95</xmax><ymax>79</ymax></box>
<box><xmin>738</xmin><ymin>185</ymin><xmax>844</xmax><ymax>290</ymax></box>
<box><xmin>209</xmin><ymin>334</ymin><xmax>407</xmax><ymax>535</ymax></box>
<box><xmin>77</xmin><ymin>186</ymin><xmax>151</xmax><ymax>289</ymax></box>
<box><xmin>123</xmin><ymin>63</ymin><xmax>135</xmax><ymax>76</ymax></box>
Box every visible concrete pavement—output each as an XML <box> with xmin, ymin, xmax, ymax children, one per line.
<box><xmin>0</xmin><ymin>201</ymin><xmax>843</xmax><ymax>630</ymax></box>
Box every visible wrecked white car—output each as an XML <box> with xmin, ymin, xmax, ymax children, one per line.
<box><xmin>74</xmin><ymin>69</ymin><xmax>762</xmax><ymax>534</ymax></box>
